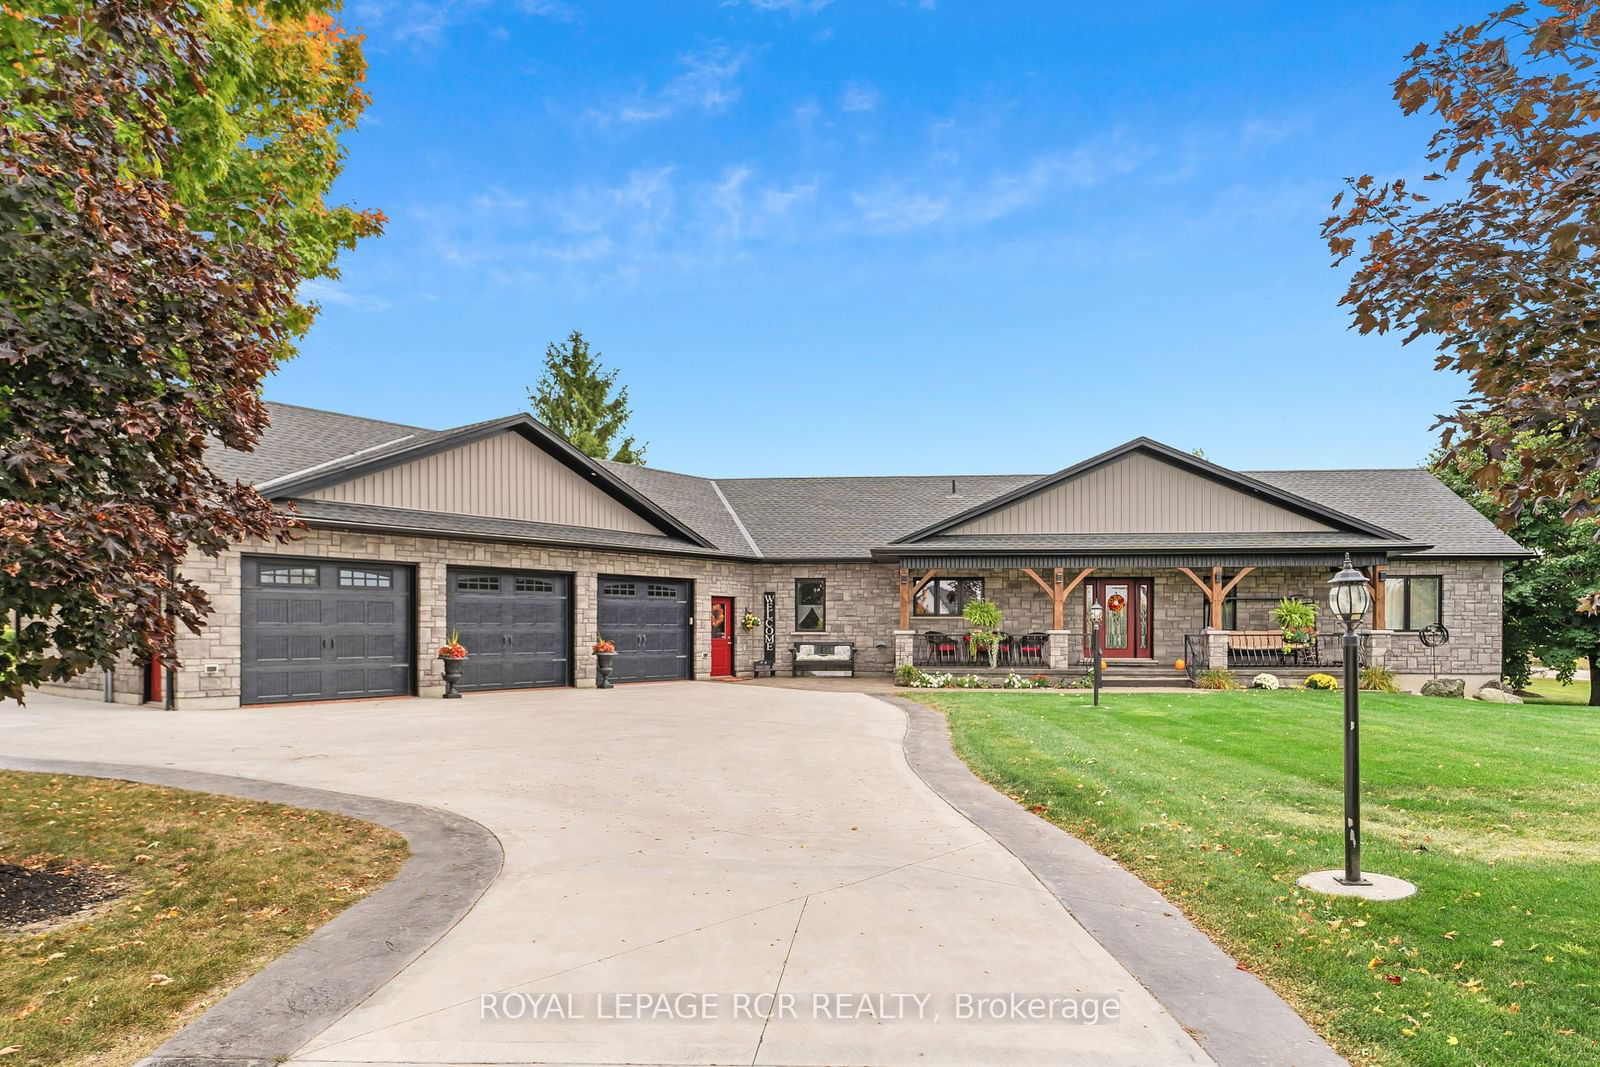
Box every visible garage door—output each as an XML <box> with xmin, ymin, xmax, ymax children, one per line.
<box><xmin>446</xmin><ymin>568</ymin><xmax>571</xmax><ymax>690</ymax></box>
<box><xmin>241</xmin><ymin>557</ymin><xmax>412</xmax><ymax>704</ymax></box>
<box><xmin>597</xmin><ymin>576</ymin><xmax>692</xmax><ymax>683</ymax></box>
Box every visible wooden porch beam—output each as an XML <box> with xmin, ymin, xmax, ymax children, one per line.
<box><xmin>1219</xmin><ymin>566</ymin><xmax>1255</xmax><ymax>599</ymax></box>
<box><xmin>1174</xmin><ymin>566</ymin><xmax>1212</xmax><ymax>597</ymax></box>
<box><xmin>1061</xmin><ymin>567</ymin><xmax>1095</xmax><ymax>600</ymax></box>
<box><xmin>910</xmin><ymin>569</ymin><xmax>940</xmax><ymax>598</ymax></box>
<box><xmin>1019</xmin><ymin>567</ymin><xmax>1055</xmax><ymax>599</ymax></box>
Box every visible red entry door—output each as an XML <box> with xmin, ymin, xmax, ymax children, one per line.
<box><xmin>1086</xmin><ymin>579</ymin><xmax>1154</xmax><ymax>659</ymax></box>
<box><xmin>710</xmin><ymin>597</ymin><xmax>734</xmax><ymax>677</ymax></box>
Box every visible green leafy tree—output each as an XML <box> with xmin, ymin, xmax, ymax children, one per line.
<box><xmin>1</xmin><ymin>1</ymin><xmax>377</xmax><ymax>700</ymax></box>
<box><xmin>1435</xmin><ymin>443</ymin><xmax>1600</xmax><ymax>705</ymax></box>
<box><xmin>529</xmin><ymin>330</ymin><xmax>647</xmax><ymax>464</ymax></box>
<box><xmin>1323</xmin><ymin>2</ymin><xmax>1600</xmax><ymax>525</ymax></box>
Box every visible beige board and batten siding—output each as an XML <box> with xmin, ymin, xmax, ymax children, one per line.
<box><xmin>305</xmin><ymin>430</ymin><xmax>665</xmax><ymax>536</ymax></box>
<box><xmin>948</xmin><ymin>451</ymin><xmax>1338</xmax><ymax>535</ymax></box>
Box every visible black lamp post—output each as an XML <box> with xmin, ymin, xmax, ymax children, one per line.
<box><xmin>1089</xmin><ymin>599</ymin><xmax>1104</xmax><ymax>707</ymax></box>
<box><xmin>1327</xmin><ymin>553</ymin><xmax>1373</xmax><ymax>886</ymax></box>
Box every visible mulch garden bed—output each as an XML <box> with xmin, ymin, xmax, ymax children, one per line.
<box><xmin>0</xmin><ymin>861</ymin><xmax>122</xmax><ymax>929</ymax></box>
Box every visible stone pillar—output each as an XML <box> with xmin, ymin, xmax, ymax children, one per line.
<box><xmin>1046</xmin><ymin>630</ymin><xmax>1075</xmax><ymax>670</ymax></box>
<box><xmin>893</xmin><ymin>630</ymin><xmax>914</xmax><ymax>672</ymax></box>
<box><xmin>1366</xmin><ymin>630</ymin><xmax>1392</xmax><ymax>669</ymax></box>
<box><xmin>1205</xmin><ymin>630</ymin><xmax>1230</xmax><ymax>672</ymax></box>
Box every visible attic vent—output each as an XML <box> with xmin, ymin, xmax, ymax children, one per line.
<box><xmin>948</xmin><ymin>478</ymin><xmax>959</xmax><ymax>497</ymax></box>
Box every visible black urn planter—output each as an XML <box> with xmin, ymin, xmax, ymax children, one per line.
<box><xmin>440</xmin><ymin>654</ymin><xmax>467</xmax><ymax>699</ymax></box>
<box><xmin>595</xmin><ymin>651</ymin><xmax>616</xmax><ymax>689</ymax></box>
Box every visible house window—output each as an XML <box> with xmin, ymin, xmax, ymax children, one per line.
<box><xmin>601</xmin><ymin>581</ymin><xmax>636</xmax><ymax>597</ymax></box>
<box><xmin>457</xmin><ymin>575</ymin><xmax>500</xmax><ymax>592</ymax></box>
<box><xmin>914</xmin><ymin>578</ymin><xmax>985</xmax><ymax>617</ymax></box>
<box><xmin>795</xmin><ymin>579</ymin><xmax>826</xmax><ymax>631</ymax></box>
<box><xmin>514</xmin><ymin>577</ymin><xmax>554</xmax><ymax>594</ymax></box>
<box><xmin>259</xmin><ymin>565</ymin><xmax>318</xmax><ymax>586</ymax></box>
<box><xmin>339</xmin><ymin>568</ymin><xmax>392</xmax><ymax>589</ymax></box>
<box><xmin>646</xmin><ymin>583</ymin><xmax>679</xmax><ymax>599</ymax></box>
<box><xmin>1383</xmin><ymin>576</ymin><xmax>1442</xmax><ymax>631</ymax></box>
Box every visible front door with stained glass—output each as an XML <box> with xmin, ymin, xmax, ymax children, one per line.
<box><xmin>1085</xmin><ymin>578</ymin><xmax>1154</xmax><ymax>659</ymax></box>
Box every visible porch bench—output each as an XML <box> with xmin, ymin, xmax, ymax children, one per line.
<box><xmin>1226</xmin><ymin>630</ymin><xmax>1299</xmax><ymax>665</ymax></box>
<box><xmin>790</xmin><ymin>641</ymin><xmax>855</xmax><ymax>677</ymax></box>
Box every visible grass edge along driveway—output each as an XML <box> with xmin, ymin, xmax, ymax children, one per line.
<box><xmin>910</xmin><ymin>689</ymin><xmax>1599</xmax><ymax>1067</ymax></box>
<box><xmin>1</xmin><ymin>771</ymin><xmax>407</xmax><ymax>1066</ymax></box>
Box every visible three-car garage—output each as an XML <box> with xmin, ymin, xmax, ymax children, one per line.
<box><xmin>240</xmin><ymin>556</ymin><xmax>695</xmax><ymax>703</ymax></box>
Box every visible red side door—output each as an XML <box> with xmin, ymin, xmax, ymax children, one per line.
<box><xmin>710</xmin><ymin>597</ymin><xmax>734</xmax><ymax>677</ymax></box>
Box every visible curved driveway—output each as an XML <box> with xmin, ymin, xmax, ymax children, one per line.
<box><xmin>3</xmin><ymin>684</ymin><xmax>1209</xmax><ymax>1066</ymax></box>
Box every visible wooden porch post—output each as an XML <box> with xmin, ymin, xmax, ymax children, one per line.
<box><xmin>1366</xmin><ymin>564</ymin><xmax>1388</xmax><ymax>629</ymax></box>
<box><xmin>1052</xmin><ymin>567</ymin><xmax>1065</xmax><ymax>630</ymax></box>
<box><xmin>1209</xmin><ymin>566</ymin><xmax>1224</xmax><ymax>629</ymax></box>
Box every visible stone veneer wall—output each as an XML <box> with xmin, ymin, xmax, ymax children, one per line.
<box><xmin>45</xmin><ymin>530</ymin><xmax>1505</xmax><ymax>708</ymax></box>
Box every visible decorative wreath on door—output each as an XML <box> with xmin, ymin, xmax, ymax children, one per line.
<box><xmin>709</xmin><ymin>603</ymin><xmax>727</xmax><ymax>632</ymax></box>
<box><xmin>1106</xmin><ymin>593</ymin><xmax>1126</xmax><ymax>612</ymax></box>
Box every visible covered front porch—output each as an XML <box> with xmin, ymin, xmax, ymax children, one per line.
<box><xmin>884</xmin><ymin>554</ymin><xmax>1396</xmax><ymax>683</ymax></box>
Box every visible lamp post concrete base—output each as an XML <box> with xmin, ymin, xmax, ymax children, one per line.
<box><xmin>1297</xmin><ymin>869</ymin><xmax>1417</xmax><ymax>901</ymax></box>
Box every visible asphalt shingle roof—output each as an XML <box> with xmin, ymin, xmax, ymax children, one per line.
<box><xmin>207</xmin><ymin>403</ymin><xmax>431</xmax><ymax>487</ymax></box>
<box><xmin>1247</xmin><ymin>469</ymin><xmax>1529</xmax><ymax>558</ymax></box>
<box><xmin>215</xmin><ymin>404</ymin><xmax>1529</xmax><ymax>562</ymax></box>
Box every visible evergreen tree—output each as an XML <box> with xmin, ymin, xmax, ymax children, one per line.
<box><xmin>528</xmin><ymin>331</ymin><xmax>646</xmax><ymax>464</ymax></box>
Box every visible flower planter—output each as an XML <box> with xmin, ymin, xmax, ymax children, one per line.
<box><xmin>595</xmin><ymin>651</ymin><xmax>616</xmax><ymax>689</ymax></box>
<box><xmin>439</xmin><ymin>654</ymin><xmax>467</xmax><ymax>699</ymax></box>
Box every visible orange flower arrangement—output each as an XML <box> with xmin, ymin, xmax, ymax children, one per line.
<box><xmin>592</xmin><ymin>635</ymin><xmax>616</xmax><ymax>654</ymax></box>
<box><xmin>437</xmin><ymin>630</ymin><xmax>467</xmax><ymax>659</ymax></box>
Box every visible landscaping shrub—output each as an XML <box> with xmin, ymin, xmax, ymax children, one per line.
<box><xmin>894</xmin><ymin>664</ymin><xmax>925</xmax><ymax>687</ymax></box>
<box><xmin>1058</xmin><ymin>673</ymin><xmax>1093</xmax><ymax>689</ymax></box>
<box><xmin>1304</xmin><ymin>673</ymin><xmax>1340</xmax><ymax>691</ymax></box>
<box><xmin>1002</xmin><ymin>671</ymin><xmax>1041</xmax><ymax>689</ymax></box>
<box><xmin>1251</xmin><ymin>672</ymin><xmax>1281</xmax><ymax>690</ymax></box>
<box><xmin>1359</xmin><ymin>665</ymin><xmax>1400</xmax><ymax>693</ymax></box>
<box><xmin>1196</xmin><ymin>668</ymin><xmax>1240</xmax><ymax>690</ymax></box>
<box><xmin>1028</xmin><ymin>673</ymin><xmax>1052</xmax><ymax>688</ymax></box>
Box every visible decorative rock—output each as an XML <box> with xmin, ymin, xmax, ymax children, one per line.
<box><xmin>1419</xmin><ymin>677</ymin><xmax>1465</xmax><ymax>698</ymax></box>
<box><xmin>1474</xmin><ymin>686</ymin><xmax>1523</xmax><ymax>703</ymax></box>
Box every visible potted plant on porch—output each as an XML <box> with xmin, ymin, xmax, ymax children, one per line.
<box><xmin>963</xmin><ymin>598</ymin><xmax>1005</xmax><ymax>669</ymax></box>
<box><xmin>437</xmin><ymin>630</ymin><xmax>468</xmax><ymax>699</ymax></box>
<box><xmin>592</xmin><ymin>635</ymin><xmax>617</xmax><ymax>689</ymax></box>
<box><xmin>1274</xmin><ymin>598</ymin><xmax>1318</xmax><ymax>659</ymax></box>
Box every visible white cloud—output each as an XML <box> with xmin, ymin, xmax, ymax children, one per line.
<box><xmin>839</xmin><ymin>82</ymin><xmax>880</xmax><ymax>113</ymax></box>
<box><xmin>589</xmin><ymin>46</ymin><xmax>751</xmax><ymax>126</ymax></box>
<box><xmin>848</xmin><ymin>135</ymin><xmax>1150</xmax><ymax>234</ymax></box>
<box><xmin>349</xmin><ymin>0</ymin><xmax>575</xmax><ymax>46</ymax></box>
<box><xmin>299</xmin><ymin>278</ymin><xmax>393</xmax><ymax>312</ymax></box>
<box><xmin>727</xmin><ymin>0</ymin><xmax>834</xmax><ymax>13</ymax></box>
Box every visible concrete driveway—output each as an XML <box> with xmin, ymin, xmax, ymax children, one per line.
<box><xmin>2</xmin><ymin>683</ymin><xmax>1209</xmax><ymax>1066</ymax></box>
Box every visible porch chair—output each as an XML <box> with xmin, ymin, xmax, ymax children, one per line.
<box><xmin>1016</xmin><ymin>632</ymin><xmax>1048</xmax><ymax>668</ymax></box>
<box><xmin>923</xmin><ymin>630</ymin><xmax>960</xmax><ymax>666</ymax></box>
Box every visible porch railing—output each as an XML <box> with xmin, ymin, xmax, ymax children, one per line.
<box><xmin>1182</xmin><ymin>634</ymin><xmax>1203</xmax><ymax>684</ymax></box>
<box><xmin>1222</xmin><ymin>631</ymin><xmax>1371</xmax><ymax>671</ymax></box>
<box><xmin>911</xmin><ymin>630</ymin><xmax>1086</xmax><ymax>670</ymax></box>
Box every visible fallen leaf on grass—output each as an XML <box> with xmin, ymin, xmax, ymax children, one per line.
<box><xmin>147</xmin><ymin>974</ymin><xmax>172</xmax><ymax>987</ymax></box>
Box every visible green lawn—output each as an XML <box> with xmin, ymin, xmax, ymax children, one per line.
<box><xmin>910</xmin><ymin>689</ymin><xmax>1599</xmax><ymax>1067</ymax></box>
<box><xmin>1</xmin><ymin>772</ymin><xmax>407</xmax><ymax>1066</ymax></box>
<box><xmin>1521</xmin><ymin>675</ymin><xmax>1595</xmax><ymax>706</ymax></box>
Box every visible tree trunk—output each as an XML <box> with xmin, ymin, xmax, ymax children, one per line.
<box><xmin>1590</xmin><ymin>650</ymin><xmax>1599</xmax><ymax>707</ymax></box>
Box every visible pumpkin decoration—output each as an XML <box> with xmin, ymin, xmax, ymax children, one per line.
<box><xmin>1174</xmin><ymin>658</ymin><xmax>1186</xmax><ymax>672</ymax></box>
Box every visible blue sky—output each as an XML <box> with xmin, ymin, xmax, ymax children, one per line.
<box><xmin>284</xmin><ymin>1</ymin><xmax>1470</xmax><ymax>476</ymax></box>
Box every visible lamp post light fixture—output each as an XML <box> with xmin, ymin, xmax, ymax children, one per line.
<box><xmin>1296</xmin><ymin>555</ymin><xmax>1415</xmax><ymax>901</ymax></box>
<box><xmin>1089</xmin><ymin>599</ymin><xmax>1104</xmax><ymax>707</ymax></box>
<box><xmin>1327</xmin><ymin>554</ymin><xmax>1372</xmax><ymax>886</ymax></box>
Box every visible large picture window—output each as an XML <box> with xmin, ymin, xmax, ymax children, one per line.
<box><xmin>1383</xmin><ymin>575</ymin><xmax>1442</xmax><ymax>631</ymax></box>
<box><xmin>914</xmin><ymin>577</ymin><xmax>985</xmax><ymax>617</ymax></box>
<box><xmin>795</xmin><ymin>579</ymin><xmax>826</xmax><ymax>631</ymax></box>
